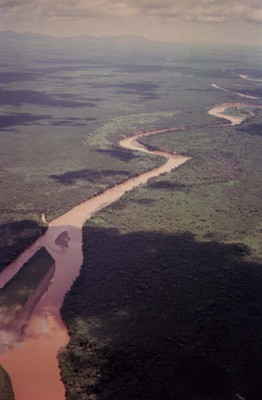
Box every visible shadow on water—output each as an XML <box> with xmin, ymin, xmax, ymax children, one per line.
<box><xmin>60</xmin><ymin>227</ymin><xmax>262</xmax><ymax>400</ymax></box>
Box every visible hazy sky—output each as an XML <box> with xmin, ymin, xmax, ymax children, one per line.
<box><xmin>0</xmin><ymin>0</ymin><xmax>262</xmax><ymax>45</ymax></box>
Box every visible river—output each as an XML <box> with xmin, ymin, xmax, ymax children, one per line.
<box><xmin>0</xmin><ymin>127</ymin><xmax>189</xmax><ymax>400</ymax></box>
<box><xmin>0</xmin><ymin>103</ymin><xmax>259</xmax><ymax>399</ymax></box>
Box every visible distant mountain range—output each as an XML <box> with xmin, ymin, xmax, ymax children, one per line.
<box><xmin>0</xmin><ymin>30</ymin><xmax>177</xmax><ymax>61</ymax></box>
<box><xmin>1</xmin><ymin>30</ymin><xmax>252</xmax><ymax>63</ymax></box>
<box><xmin>0</xmin><ymin>30</ymin><xmax>151</xmax><ymax>44</ymax></box>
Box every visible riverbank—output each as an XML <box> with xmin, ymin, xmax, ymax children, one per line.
<box><xmin>0</xmin><ymin>127</ymin><xmax>189</xmax><ymax>400</ymax></box>
<box><xmin>208</xmin><ymin>103</ymin><xmax>257</xmax><ymax>125</ymax></box>
<box><xmin>1</xmin><ymin>101</ymin><xmax>261</xmax><ymax>399</ymax></box>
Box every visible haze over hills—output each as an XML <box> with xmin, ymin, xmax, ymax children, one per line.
<box><xmin>1</xmin><ymin>0</ymin><xmax>262</xmax><ymax>45</ymax></box>
<box><xmin>1</xmin><ymin>30</ymin><xmax>261</xmax><ymax>51</ymax></box>
<box><xmin>0</xmin><ymin>30</ymin><xmax>151</xmax><ymax>43</ymax></box>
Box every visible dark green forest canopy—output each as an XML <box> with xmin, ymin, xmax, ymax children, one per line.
<box><xmin>60</xmin><ymin>226</ymin><xmax>262</xmax><ymax>400</ymax></box>
<box><xmin>59</xmin><ymin>115</ymin><xmax>262</xmax><ymax>399</ymax></box>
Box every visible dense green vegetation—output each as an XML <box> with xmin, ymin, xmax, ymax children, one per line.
<box><xmin>61</xmin><ymin>228</ymin><xmax>262</xmax><ymax>400</ymax></box>
<box><xmin>0</xmin><ymin>113</ymin><xmax>164</xmax><ymax>269</ymax></box>
<box><xmin>1</xmin><ymin>36</ymin><xmax>262</xmax><ymax>399</ymax></box>
<box><xmin>139</xmin><ymin>110</ymin><xmax>262</xmax><ymax>259</ymax></box>
<box><xmin>0</xmin><ymin>366</ymin><xmax>14</xmax><ymax>400</ymax></box>
<box><xmin>60</xmin><ymin>116</ymin><xmax>262</xmax><ymax>399</ymax></box>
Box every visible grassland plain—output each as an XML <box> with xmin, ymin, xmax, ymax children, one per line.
<box><xmin>60</xmin><ymin>113</ymin><xmax>262</xmax><ymax>399</ymax></box>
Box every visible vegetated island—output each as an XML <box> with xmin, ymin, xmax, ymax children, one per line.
<box><xmin>0</xmin><ymin>366</ymin><xmax>14</xmax><ymax>400</ymax></box>
<box><xmin>0</xmin><ymin>247</ymin><xmax>55</xmax><ymax>353</ymax></box>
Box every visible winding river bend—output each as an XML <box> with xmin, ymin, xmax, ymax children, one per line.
<box><xmin>0</xmin><ymin>103</ymin><xmax>260</xmax><ymax>399</ymax></box>
<box><xmin>0</xmin><ymin>127</ymin><xmax>189</xmax><ymax>400</ymax></box>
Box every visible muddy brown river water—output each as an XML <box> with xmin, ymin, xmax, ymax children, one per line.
<box><xmin>0</xmin><ymin>104</ymin><xmax>259</xmax><ymax>399</ymax></box>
